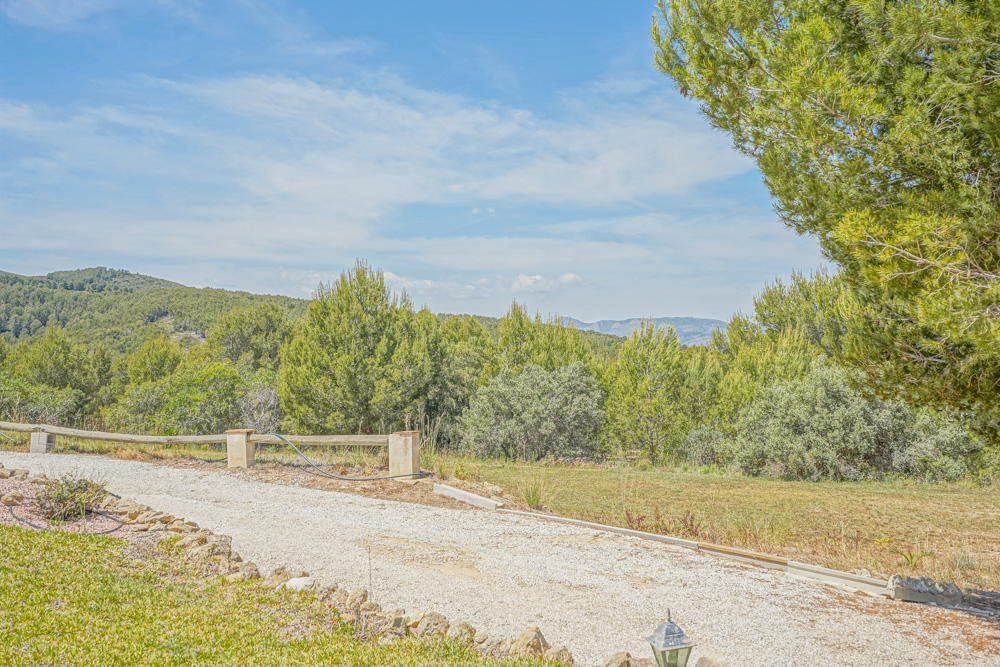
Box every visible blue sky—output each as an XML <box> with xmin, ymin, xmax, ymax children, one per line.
<box><xmin>0</xmin><ymin>0</ymin><xmax>825</xmax><ymax>321</ymax></box>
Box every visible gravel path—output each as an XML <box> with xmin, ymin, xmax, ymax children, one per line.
<box><xmin>4</xmin><ymin>452</ymin><xmax>997</xmax><ymax>666</ymax></box>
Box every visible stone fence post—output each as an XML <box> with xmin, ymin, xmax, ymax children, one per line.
<box><xmin>388</xmin><ymin>430</ymin><xmax>420</xmax><ymax>477</ymax></box>
<box><xmin>226</xmin><ymin>429</ymin><xmax>255</xmax><ymax>468</ymax></box>
<box><xmin>29</xmin><ymin>432</ymin><xmax>55</xmax><ymax>454</ymax></box>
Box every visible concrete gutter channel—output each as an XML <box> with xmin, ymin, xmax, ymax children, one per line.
<box><xmin>434</xmin><ymin>484</ymin><xmax>986</xmax><ymax>609</ymax></box>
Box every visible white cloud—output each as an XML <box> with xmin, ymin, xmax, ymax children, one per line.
<box><xmin>0</xmin><ymin>61</ymin><xmax>824</xmax><ymax>320</ymax></box>
<box><xmin>1</xmin><ymin>0</ymin><xmax>115</xmax><ymax>28</ymax></box>
<box><xmin>510</xmin><ymin>273</ymin><xmax>583</xmax><ymax>293</ymax></box>
<box><xmin>511</xmin><ymin>274</ymin><xmax>545</xmax><ymax>292</ymax></box>
<box><xmin>1</xmin><ymin>71</ymin><xmax>752</xmax><ymax>269</ymax></box>
<box><xmin>0</xmin><ymin>0</ymin><xmax>197</xmax><ymax>29</ymax></box>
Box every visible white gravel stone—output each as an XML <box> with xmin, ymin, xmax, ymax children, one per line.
<box><xmin>280</xmin><ymin>576</ymin><xmax>315</xmax><ymax>592</ymax></box>
<box><xmin>3</xmin><ymin>452</ymin><xmax>995</xmax><ymax>667</ymax></box>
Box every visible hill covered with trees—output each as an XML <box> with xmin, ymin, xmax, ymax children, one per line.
<box><xmin>0</xmin><ymin>268</ymin><xmax>307</xmax><ymax>353</ymax></box>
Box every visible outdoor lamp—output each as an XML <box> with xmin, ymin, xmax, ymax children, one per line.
<box><xmin>646</xmin><ymin>611</ymin><xmax>695</xmax><ymax>667</ymax></box>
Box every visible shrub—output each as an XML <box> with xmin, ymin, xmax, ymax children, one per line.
<box><xmin>460</xmin><ymin>363</ymin><xmax>604</xmax><ymax>460</ymax></box>
<box><xmin>104</xmin><ymin>362</ymin><xmax>242</xmax><ymax>434</ymax></box>
<box><xmin>891</xmin><ymin>415</ymin><xmax>980</xmax><ymax>482</ymax></box>
<box><xmin>731</xmin><ymin>361</ymin><xmax>980</xmax><ymax>481</ymax></box>
<box><xmin>682</xmin><ymin>425</ymin><xmax>730</xmax><ymax>466</ymax></box>
<box><xmin>0</xmin><ymin>373</ymin><xmax>82</xmax><ymax>424</ymax></box>
<box><xmin>38</xmin><ymin>475</ymin><xmax>107</xmax><ymax>522</ymax></box>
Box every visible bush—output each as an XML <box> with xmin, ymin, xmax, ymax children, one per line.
<box><xmin>38</xmin><ymin>475</ymin><xmax>107</xmax><ymax>522</ymax></box>
<box><xmin>682</xmin><ymin>425</ymin><xmax>730</xmax><ymax>466</ymax></box>
<box><xmin>0</xmin><ymin>373</ymin><xmax>82</xmax><ymax>424</ymax></box>
<box><xmin>460</xmin><ymin>363</ymin><xmax>604</xmax><ymax>460</ymax></box>
<box><xmin>104</xmin><ymin>362</ymin><xmax>242</xmax><ymax>435</ymax></box>
<box><xmin>731</xmin><ymin>361</ymin><xmax>981</xmax><ymax>481</ymax></box>
<box><xmin>891</xmin><ymin>415</ymin><xmax>980</xmax><ymax>482</ymax></box>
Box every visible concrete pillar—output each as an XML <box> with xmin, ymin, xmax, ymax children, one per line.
<box><xmin>226</xmin><ymin>429</ymin><xmax>255</xmax><ymax>468</ymax></box>
<box><xmin>389</xmin><ymin>430</ymin><xmax>420</xmax><ymax>477</ymax></box>
<box><xmin>29</xmin><ymin>432</ymin><xmax>55</xmax><ymax>454</ymax></box>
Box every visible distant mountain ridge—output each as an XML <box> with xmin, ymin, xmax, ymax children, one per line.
<box><xmin>564</xmin><ymin>316</ymin><xmax>726</xmax><ymax>346</ymax></box>
<box><xmin>1</xmin><ymin>266</ymin><xmax>726</xmax><ymax>351</ymax></box>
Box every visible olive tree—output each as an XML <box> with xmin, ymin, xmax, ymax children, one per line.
<box><xmin>460</xmin><ymin>363</ymin><xmax>604</xmax><ymax>461</ymax></box>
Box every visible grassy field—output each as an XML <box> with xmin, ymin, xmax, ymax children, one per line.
<box><xmin>437</xmin><ymin>457</ymin><xmax>1000</xmax><ymax>591</ymax></box>
<box><xmin>0</xmin><ymin>525</ymin><xmax>553</xmax><ymax>667</ymax></box>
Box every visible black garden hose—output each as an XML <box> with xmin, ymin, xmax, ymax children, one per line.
<box><xmin>265</xmin><ymin>432</ymin><xmax>431</xmax><ymax>482</ymax></box>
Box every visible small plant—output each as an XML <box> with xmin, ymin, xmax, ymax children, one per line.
<box><xmin>954</xmin><ymin>551</ymin><xmax>976</xmax><ymax>572</ymax></box>
<box><xmin>349</xmin><ymin>447</ymin><xmax>372</xmax><ymax>468</ymax></box>
<box><xmin>38</xmin><ymin>475</ymin><xmax>107</xmax><ymax>523</ymax></box>
<box><xmin>453</xmin><ymin>462</ymin><xmax>470</xmax><ymax>481</ymax></box>
<box><xmin>624</xmin><ymin>508</ymin><xmax>647</xmax><ymax>531</ymax></box>
<box><xmin>676</xmin><ymin>510</ymin><xmax>705</xmax><ymax>540</ymax></box>
<box><xmin>419</xmin><ymin>439</ymin><xmax>439</xmax><ymax>472</ymax></box>
<box><xmin>894</xmin><ymin>549</ymin><xmax>934</xmax><ymax>569</ymax></box>
<box><xmin>521</xmin><ymin>476</ymin><xmax>545</xmax><ymax>509</ymax></box>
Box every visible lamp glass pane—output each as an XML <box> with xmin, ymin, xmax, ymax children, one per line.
<box><xmin>668</xmin><ymin>647</ymin><xmax>692</xmax><ymax>667</ymax></box>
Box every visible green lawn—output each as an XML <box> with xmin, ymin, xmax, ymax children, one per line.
<box><xmin>0</xmin><ymin>526</ymin><xmax>551</xmax><ymax>667</ymax></box>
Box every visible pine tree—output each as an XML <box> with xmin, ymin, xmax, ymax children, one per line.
<box><xmin>603</xmin><ymin>320</ymin><xmax>688</xmax><ymax>464</ymax></box>
<box><xmin>277</xmin><ymin>261</ymin><xmax>430</xmax><ymax>434</ymax></box>
<box><xmin>655</xmin><ymin>0</ymin><xmax>1000</xmax><ymax>440</ymax></box>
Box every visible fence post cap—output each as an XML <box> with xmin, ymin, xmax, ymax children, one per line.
<box><xmin>392</xmin><ymin>430</ymin><xmax>420</xmax><ymax>435</ymax></box>
<box><xmin>225</xmin><ymin>429</ymin><xmax>256</xmax><ymax>434</ymax></box>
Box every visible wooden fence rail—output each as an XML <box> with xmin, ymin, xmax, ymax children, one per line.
<box><xmin>0</xmin><ymin>421</ymin><xmax>417</xmax><ymax>474</ymax></box>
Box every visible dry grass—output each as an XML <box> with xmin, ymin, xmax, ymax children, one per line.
<box><xmin>447</xmin><ymin>458</ymin><xmax>1000</xmax><ymax>591</ymax></box>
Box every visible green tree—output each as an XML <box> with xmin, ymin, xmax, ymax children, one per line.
<box><xmin>753</xmin><ymin>269</ymin><xmax>849</xmax><ymax>358</ymax></box>
<box><xmin>277</xmin><ymin>261</ymin><xmax>430</xmax><ymax>434</ymax></box>
<box><xmin>207</xmin><ymin>302</ymin><xmax>292</xmax><ymax>371</ymax></box>
<box><xmin>419</xmin><ymin>314</ymin><xmax>491</xmax><ymax>448</ymax></box>
<box><xmin>603</xmin><ymin>320</ymin><xmax>688</xmax><ymax>464</ymax></box>
<box><xmin>104</xmin><ymin>362</ymin><xmax>242</xmax><ymax>435</ymax></box>
<box><xmin>710</xmin><ymin>318</ymin><xmax>818</xmax><ymax>431</ymax></box>
<box><xmin>0</xmin><ymin>373</ymin><xmax>81</xmax><ymax>424</ymax></box>
<box><xmin>484</xmin><ymin>302</ymin><xmax>594</xmax><ymax>380</ymax></box>
<box><xmin>679</xmin><ymin>345</ymin><xmax>723</xmax><ymax>429</ymax></box>
<box><xmin>4</xmin><ymin>327</ymin><xmax>92</xmax><ymax>392</ymax></box>
<box><xmin>460</xmin><ymin>363</ymin><xmax>605</xmax><ymax>461</ymax></box>
<box><xmin>126</xmin><ymin>338</ymin><xmax>182</xmax><ymax>386</ymax></box>
<box><xmin>2</xmin><ymin>327</ymin><xmax>107</xmax><ymax>416</ymax></box>
<box><xmin>655</xmin><ymin>0</ymin><xmax>1000</xmax><ymax>439</ymax></box>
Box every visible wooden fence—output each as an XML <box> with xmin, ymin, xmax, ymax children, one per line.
<box><xmin>0</xmin><ymin>421</ymin><xmax>419</xmax><ymax>475</ymax></box>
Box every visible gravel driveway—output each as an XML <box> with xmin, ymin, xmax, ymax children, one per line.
<box><xmin>4</xmin><ymin>452</ymin><xmax>997</xmax><ymax>666</ymax></box>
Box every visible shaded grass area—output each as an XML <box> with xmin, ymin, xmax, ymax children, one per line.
<box><xmin>438</xmin><ymin>458</ymin><xmax>1000</xmax><ymax>591</ymax></box>
<box><xmin>0</xmin><ymin>526</ymin><xmax>548</xmax><ymax>667</ymax></box>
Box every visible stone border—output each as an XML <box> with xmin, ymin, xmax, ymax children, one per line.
<box><xmin>3</xmin><ymin>461</ymin><xmax>577</xmax><ymax>664</ymax></box>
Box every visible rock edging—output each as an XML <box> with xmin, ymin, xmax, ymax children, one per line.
<box><xmin>102</xmin><ymin>491</ymin><xmax>575</xmax><ymax>663</ymax></box>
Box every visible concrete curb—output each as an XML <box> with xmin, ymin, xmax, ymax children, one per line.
<box><xmin>496</xmin><ymin>508</ymin><xmax>891</xmax><ymax>598</ymax></box>
<box><xmin>434</xmin><ymin>484</ymin><xmax>505</xmax><ymax>510</ymax></box>
<box><xmin>497</xmin><ymin>508</ymin><xmax>699</xmax><ymax>549</ymax></box>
